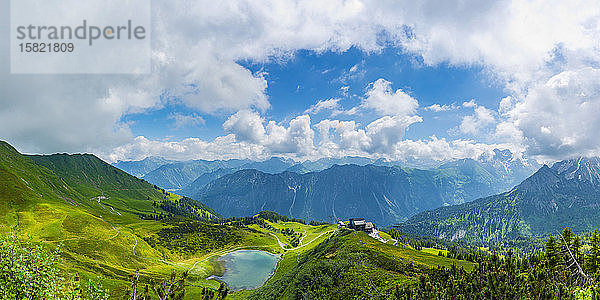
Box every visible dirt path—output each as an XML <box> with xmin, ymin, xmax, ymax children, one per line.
<box><xmin>101</xmin><ymin>217</ymin><xmax>120</xmax><ymax>240</ymax></box>
<box><xmin>107</xmin><ymin>226</ymin><xmax>120</xmax><ymax>240</ymax></box>
<box><xmin>299</xmin><ymin>228</ymin><xmax>308</xmax><ymax>246</ymax></box>
<box><xmin>87</xmin><ymin>213</ymin><xmax>120</xmax><ymax>240</ymax></box>
<box><xmin>269</xmin><ymin>233</ymin><xmax>287</xmax><ymax>249</ymax></box>
<box><xmin>284</xmin><ymin>230</ymin><xmax>335</xmax><ymax>251</ymax></box>
<box><xmin>132</xmin><ymin>235</ymin><xmax>138</xmax><ymax>256</ymax></box>
<box><xmin>268</xmin><ymin>229</ymin><xmax>336</xmax><ymax>252</ymax></box>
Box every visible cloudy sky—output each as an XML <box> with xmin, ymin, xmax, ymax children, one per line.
<box><xmin>1</xmin><ymin>0</ymin><xmax>599</xmax><ymax>164</ymax></box>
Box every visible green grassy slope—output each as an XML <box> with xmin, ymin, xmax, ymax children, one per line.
<box><xmin>0</xmin><ymin>141</ymin><xmax>232</xmax><ymax>296</ymax></box>
<box><xmin>26</xmin><ymin>153</ymin><xmax>219</xmax><ymax>219</ymax></box>
<box><xmin>246</xmin><ymin>229</ymin><xmax>475</xmax><ymax>299</ymax></box>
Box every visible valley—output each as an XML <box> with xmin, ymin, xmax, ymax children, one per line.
<box><xmin>4</xmin><ymin>138</ymin><xmax>600</xmax><ymax>299</ymax></box>
<box><xmin>187</xmin><ymin>157</ymin><xmax>537</xmax><ymax>227</ymax></box>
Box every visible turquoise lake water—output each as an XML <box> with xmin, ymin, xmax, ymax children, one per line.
<box><xmin>212</xmin><ymin>250</ymin><xmax>280</xmax><ymax>291</ymax></box>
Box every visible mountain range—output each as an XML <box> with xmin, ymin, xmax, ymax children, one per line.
<box><xmin>189</xmin><ymin>156</ymin><xmax>538</xmax><ymax>226</ymax></box>
<box><xmin>115</xmin><ymin>157</ymin><xmax>298</xmax><ymax>190</ymax></box>
<box><xmin>115</xmin><ymin>156</ymin><xmax>394</xmax><ymax>191</ymax></box>
<box><xmin>111</xmin><ymin>156</ymin><xmax>175</xmax><ymax>178</ymax></box>
<box><xmin>399</xmin><ymin>157</ymin><xmax>600</xmax><ymax>242</ymax></box>
<box><xmin>115</xmin><ymin>149</ymin><xmax>538</xmax><ymax>195</ymax></box>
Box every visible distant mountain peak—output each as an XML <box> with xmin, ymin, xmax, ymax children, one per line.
<box><xmin>492</xmin><ymin>148</ymin><xmax>513</xmax><ymax>161</ymax></box>
<box><xmin>551</xmin><ymin>157</ymin><xmax>600</xmax><ymax>185</ymax></box>
<box><xmin>515</xmin><ymin>164</ymin><xmax>558</xmax><ymax>190</ymax></box>
<box><xmin>478</xmin><ymin>148</ymin><xmax>537</xmax><ymax>166</ymax></box>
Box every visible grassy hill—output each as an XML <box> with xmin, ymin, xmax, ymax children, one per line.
<box><xmin>244</xmin><ymin>229</ymin><xmax>475</xmax><ymax>299</ymax></box>
<box><xmin>0</xmin><ymin>141</ymin><xmax>250</xmax><ymax>296</ymax></box>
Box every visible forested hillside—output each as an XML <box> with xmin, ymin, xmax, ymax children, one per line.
<box><xmin>249</xmin><ymin>227</ymin><xmax>600</xmax><ymax>299</ymax></box>
<box><xmin>400</xmin><ymin>157</ymin><xmax>600</xmax><ymax>243</ymax></box>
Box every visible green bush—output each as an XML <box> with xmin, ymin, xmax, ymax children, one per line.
<box><xmin>0</xmin><ymin>232</ymin><xmax>108</xmax><ymax>300</ymax></box>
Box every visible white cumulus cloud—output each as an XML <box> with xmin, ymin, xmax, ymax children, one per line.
<box><xmin>459</xmin><ymin>103</ymin><xmax>496</xmax><ymax>135</ymax></box>
<box><xmin>498</xmin><ymin>67</ymin><xmax>600</xmax><ymax>160</ymax></box>
<box><xmin>168</xmin><ymin>113</ymin><xmax>206</xmax><ymax>129</ymax></box>
<box><xmin>1</xmin><ymin>0</ymin><xmax>599</xmax><ymax>164</ymax></box>
<box><xmin>304</xmin><ymin>98</ymin><xmax>342</xmax><ymax>115</ymax></box>
<box><xmin>223</xmin><ymin>110</ymin><xmax>315</xmax><ymax>156</ymax></box>
<box><xmin>425</xmin><ymin>103</ymin><xmax>459</xmax><ymax>112</ymax></box>
<box><xmin>362</xmin><ymin>79</ymin><xmax>419</xmax><ymax>117</ymax></box>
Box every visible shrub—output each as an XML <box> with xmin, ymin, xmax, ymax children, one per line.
<box><xmin>0</xmin><ymin>232</ymin><xmax>108</xmax><ymax>300</ymax></box>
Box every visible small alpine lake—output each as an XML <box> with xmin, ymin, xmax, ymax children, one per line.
<box><xmin>208</xmin><ymin>250</ymin><xmax>281</xmax><ymax>291</ymax></box>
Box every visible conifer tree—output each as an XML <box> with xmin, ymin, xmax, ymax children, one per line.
<box><xmin>545</xmin><ymin>235</ymin><xmax>560</xmax><ymax>269</ymax></box>
<box><xmin>588</xmin><ymin>230</ymin><xmax>600</xmax><ymax>275</ymax></box>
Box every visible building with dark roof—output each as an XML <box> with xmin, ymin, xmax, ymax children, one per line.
<box><xmin>348</xmin><ymin>218</ymin><xmax>366</xmax><ymax>230</ymax></box>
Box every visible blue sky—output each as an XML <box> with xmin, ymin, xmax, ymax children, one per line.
<box><xmin>1</xmin><ymin>0</ymin><xmax>599</xmax><ymax>163</ymax></box>
<box><xmin>123</xmin><ymin>47</ymin><xmax>505</xmax><ymax>145</ymax></box>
